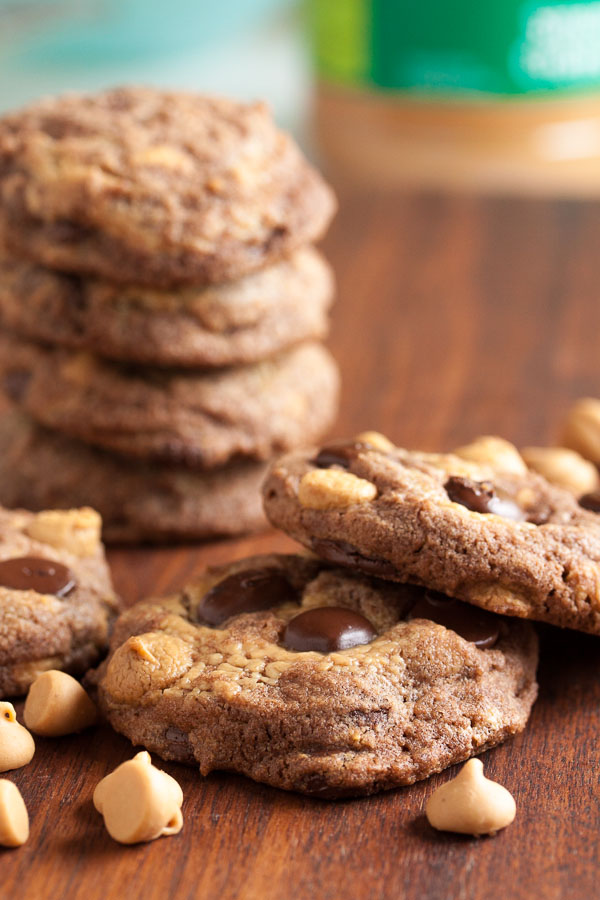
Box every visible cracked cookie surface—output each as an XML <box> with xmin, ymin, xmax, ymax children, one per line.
<box><xmin>0</xmin><ymin>504</ymin><xmax>118</xmax><ymax>696</ymax></box>
<box><xmin>262</xmin><ymin>437</ymin><xmax>600</xmax><ymax>634</ymax></box>
<box><xmin>0</xmin><ymin>246</ymin><xmax>333</xmax><ymax>368</ymax></box>
<box><xmin>92</xmin><ymin>553</ymin><xmax>538</xmax><ymax>797</ymax></box>
<box><xmin>0</xmin><ymin>337</ymin><xmax>340</xmax><ymax>468</ymax></box>
<box><xmin>0</xmin><ymin>87</ymin><xmax>335</xmax><ymax>286</ymax></box>
<box><xmin>0</xmin><ymin>412</ymin><xmax>268</xmax><ymax>543</ymax></box>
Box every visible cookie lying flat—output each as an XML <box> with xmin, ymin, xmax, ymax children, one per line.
<box><xmin>0</xmin><ymin>505</ymin><xmax>118</xmax><ymax>696</ymax></box>
<box><xmin>92</xmin><ymin>553</ymin><xmax>538</xmax><ymax>797</ymax></box>
<box><xmin>0</xmin><ymin>87</ymin><xmax>335</xmax><ymax>286</ymax></box>
<box><xmin>262</xmin><ymin>435</ymin><xmax>600</xmax><ymax>635</ymax></box>
<box><xmin>0</xmin><ymin>246</ymin><xmax>333</xmax><ymax>368</ymax></box>
<box><xmin>0</xmin><ymin>413</ymin><xmax>267</xmax><ymax>543</ymax></box>
<box><xmin>0</xmin><ymin>338</ymin><xmax>340</xmax><ymax>468</ymax></box>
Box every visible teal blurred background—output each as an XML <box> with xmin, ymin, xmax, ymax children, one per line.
<box><xmin>0</xmin><ymin>0</ymin><xmax>308</xmax><ymax>133</ymax></box>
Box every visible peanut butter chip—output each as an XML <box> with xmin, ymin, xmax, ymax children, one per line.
<box><xmin>298</xmin><ymin>469</ymin><xmax>377</xmax><ymax>510</ymax></box>
<box><xmin>521</xmin><ymin>446</ymin><xmax>599</xmax><ymax>496</ymax></box>
<box><xmin>93</xmin><ymin>751</ymin><xmax>183</xmax><ymax>844</ymax></box>
<box><xmin>454</xmin><ymin>436</ymin><xmax>527</xmax><ymax>476</ymax></box>
<box><xmin>562</xmin><ymin>398</ymin><xmax>600</xmax><ymax>465</ymax></box>
<box><xmin>24</xmin><ymin>670</ymin><xmax>97</xmax><ymax>737</ymax></box>
<box><xmin>0</xmin><ymin>703</ymin><xmax>35</xmax><ymax>772</ymax></box>
<box><xmin>25</xmin><ymin>508</ymin><xmax>102</xmax><ymax>557</ymax></box>
<box><xmin>103</xmin><ymin>632</ymin><xmax>194</xmax><ymax>703</ymax></box>
<box><xmin>355</xmin><ymin>431</ymin><xmax>395</xmax><ymax>452</ymax></box>
<box><xmin>0</xmin><ymin>781</ymin><xmax>29</xmax><ymax>847</ymax></box>
<box><xmin>426</xmin><ymin>758</ymin><xmax>516</xmax><ymax>836</ymax></box>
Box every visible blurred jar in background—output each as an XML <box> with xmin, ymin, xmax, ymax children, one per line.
<box><xmin>308</xmin><ymin>0</ymin><xmax>600</xmax><ymax>194</ymax></box>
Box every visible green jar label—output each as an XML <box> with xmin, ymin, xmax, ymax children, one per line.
<box><xmin>309</xmin><ymin>0</ymin><xmax>600</xmax><ymax>95</ymax></box>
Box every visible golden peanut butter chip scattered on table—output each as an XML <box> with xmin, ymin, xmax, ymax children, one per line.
<box><xmin>24</xmin><ymin>670</ymin><xmax>97</xmax><ymax>737</ymax></box>
<box><xmin>93</xmin><ymin>751</ymin><xmax>183</xmax><ymax>844</ymax></box>
<box><xmin>426</xmin><ymin>758</ymin><xmax>516</xmax><ymax>836</ymax></box>
<box><xmin>0</xmin><ymin>702</ymin><xmax>35</xmax><ymax>772</ymax></box>
<box><xmin>0</xmin><ymin>781</ymin><xmax>29</xmax><ymax>847</ymax></box>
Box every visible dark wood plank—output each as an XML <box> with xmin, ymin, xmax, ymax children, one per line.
<box><xmin>4</xmin><ymin>188</ymin><xmax>600</xmax><ymax>900</ymax></box>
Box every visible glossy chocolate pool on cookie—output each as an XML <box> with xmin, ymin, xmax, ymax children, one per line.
<box><xmin>283</xmin><ymin>607</ymin><xmax>377</xmax><ymax>652</ymax></box>
<box><xmin>198</xmin><ymin>568</ymin><xmax>297</xmax><ymax>626</ymax></box>
<box><xmin>0</xmin><ymin>556</ymin><xmax>76</xmax><ymax>597</ymax></box>
<box><xmin>445</xmin><ymin>476</ymin><xmax>527</xmax><ymax>522</ymax></box>
<box><xmin>197</xmin><ymin>560</ymin><xmax>502</xmax><ymax>651</ymax></box>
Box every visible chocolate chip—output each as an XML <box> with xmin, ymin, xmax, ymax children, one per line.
<box><xmin>312</xmin><ymin>441</ymin><xmax>370</xmax><ymax>469</ymax></box>
<box><xmin>3</xmin><ymin>370</ymin><xmax>30</xmax><ymax>402</ymax></box>
<box><xmin>445</xmin><ymin>476</ymin><xmax>526</xmax><ymax>521</ymax></box>
<box><xmin>164</xmin><ymin>726</ymin><xmax>194</xmax><ymax>763</ymax></box>
<box><xmin>48</xmin><ymin>219</ymin><xmax>93</xmax><ymax>244</ymax></box>
<box><xmin>0</xmin><ymin>556</ymin><xmax>76</xmax><ymax>597</ymax></box>
<box><xmin>198</xmin><ymin>568</ymin><xmax>298</xmax><ymax>626</ymax></box>
<box><xmin>282</xmin><ymin>607</ymin><xmax>377</xmax><ymax>653</ymax></box>
<box><xmin>407</xmin><ymin>590</ymin><xmax>500</xmax><ymax>648</ymax></box>
<box><xmin>580</xmin><ymin>491</ymin><xmax>600</xmax><ymax>513</ymax></box>
<box><xmin>311</xmin><ymin>539</ymin><xmax>399</xmax><ymax>579</ymax></box>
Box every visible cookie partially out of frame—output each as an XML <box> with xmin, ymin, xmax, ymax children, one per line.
<box><xmin>0</xmin><ymin>337</ymin><xmax>340</xmax><ymax>468</ymax></box>
<box><xmin>0</xmin><ymin>87</ymin><xmax>336</xmax><ymax>286</ymax></box>
<box><xmin>0</xmin><ymin>504</ymin><xmax>118</xmax><ymax>696</ymax></box>
<box><xmin>92</xmin><ymin>553</ymin><xmax>538</xmax><ymax>797</ymax></box>
<box><xmin>0</xmin><ymin>246</ymin><xmax>333</xmax><ymax>368</ymax></box>
<box><xmin>0</xmin><ymin>413</ymin><xmax>268</xmax><ymax>543</ymax></box>
<box><xmin>262</xmin><ymin>434</ymin><xmax>600</xmax><ymax>635</ymax></box>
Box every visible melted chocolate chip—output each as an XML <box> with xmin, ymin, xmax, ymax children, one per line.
<box><xmin>312</xmin><ymin>441</ymin><xmax>370</xmax><ymax>469</ymax></box>
<box><xmin>198</xmin><ymin>568</ymin><xmax>298</xmax><ymax>626</ymax></box>
<box><xmin>580</xmin><ymin>491</ymin><xmax>600</xmax><ymax>513</ymax></box>
<box><xmin>445</xmin><ymin>476</ymin><xmax>526</xmax><ymax>521</ymax></box>
<box><xmin>311</xmin><ymin>539</ymin><xmax>399</xmax><ymax>579</ymax></box>
<box><xmin>0</xmin><ymin>556</ymin><xmax>76</xmax><ymax>597</ymax></box>
<box><xmin>282</xmin><ymin>606</ymin><xmax>377</xmax><ymax>653</ymax></box>
<box><xmin>407</xmin><ymin>590</ymin><xmax>500</xmax><ymax>648</ymax></box>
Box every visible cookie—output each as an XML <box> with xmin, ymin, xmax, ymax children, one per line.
<box><xmin>0</xmin><ymin>504</ymin><xmax>118</xmax><ymax>697</ymax></box>
<box><xmin>0</xmin><ymin>246</ymin><xmax>334</xmax><ymax>368</ymax></box>
<box><xmin>0</xmin><ymin>337</ymin><xmax>340</xmax><ymax>468</ymax></box>
<box><xmin>0</xmin><ymin>87</ymin><xmax>336</xmax><ymax>286</ymax></box>
<box><xmin>262</xmin><ymin>435</ymin><xmax>600</xmax><ymax>635</ymax></box>
<box><xmin>0</xmin><ymin>413</ymin><xmax>268</xmax><ymax>543</ymax></box>
<box><xmin>91</xmin><ymin>553</ymin><xmax>538</xmax><ymax>797</ymax></box>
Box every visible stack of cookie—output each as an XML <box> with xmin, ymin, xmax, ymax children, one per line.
<box><xmin>0</xmin><ymin>87</ymin><xmax>339</xmax><ymax>541</ymax></box>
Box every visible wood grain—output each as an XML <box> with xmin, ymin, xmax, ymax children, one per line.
<box><xmin>4</xmin><ymin>187</ymin><xmax>600</xmax><ymax>900</ymax></box>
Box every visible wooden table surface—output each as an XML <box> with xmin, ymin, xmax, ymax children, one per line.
<box><xmin>5</xmin><ymin>187</ymin><xmax>600</xmax><ymax>900</ymax></box>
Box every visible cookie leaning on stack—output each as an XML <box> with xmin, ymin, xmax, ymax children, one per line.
<box><xmin>262</xmin><ymin>433</ymin><xmax>600</xmax><ymax>634</ymax></box>
<box><xmin>0</xmin><ymin>87</ymin><xmax>339</xmax><ymax>541</ymax></box>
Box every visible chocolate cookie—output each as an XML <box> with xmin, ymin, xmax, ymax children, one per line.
<box><xmin>0</xmin><ymin>504</ymin><xmax>118</xmax><ymax>696</ymax></box>
<box><xmin>0</xmin><ymin>87</ymin><xmax>336</xmax><ymax>286</ymax></box>
<box><xmin>262</xmin><ymin>434</ymin><xmax>600</xmax><ymax>635</ymax></box>
<box><xmin>0</xmin><ymin>337</ymin><xmax>340</xmax><ymax>467</ymax></box>
<box><xmin>0</xmin><ymin>413</ymin><xmax>268</xmax><ymax>543</ymax></box>
<box><xmin>91</xmin><ymin>553</ymin><xmax>538</xmax><ymax>797</ymax></box>
<box><xmin>0</xmin><ymin>246</ymin><xmax>333</xmax><ymax>367</ymax></box>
